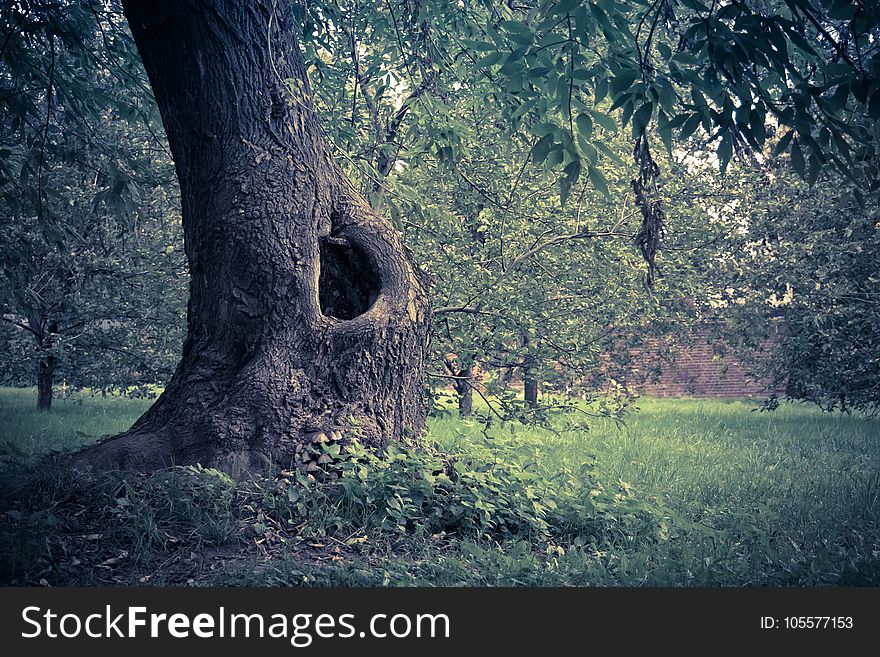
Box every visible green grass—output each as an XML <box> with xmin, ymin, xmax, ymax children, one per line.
<box><xmin>426</xmin><ymin>398</ymin><xmax>880</xmax><ymax>584</ymax></box>
<box><xmin>435</xmin><ymin>397</ymin><xmax>880</xmax><ymax>524</ymax></box>
<box><xmin>0</xmin><ymin>387</ymin><xmax>150</xmax><ymax>459</ymax></box>
<box><xmin>1</xmin><ymin>388</ymin><xmax>878</xmax><ymax>586</ymax></box>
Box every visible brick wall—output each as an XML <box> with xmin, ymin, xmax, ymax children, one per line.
<box><xmin>450</xmin><ymin>319</ymin><xmax>785</xmax><ymax>399</ymax></box>
<box><xmin>628</xmin><ymin>320</ymin><xmax>784</xmax><ymax>398</ymax></box>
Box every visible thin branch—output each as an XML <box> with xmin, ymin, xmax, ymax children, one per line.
<box><xmin>429</xmin><ymin>372</ymin><xmax>506</xmax><ymax>420</ymax></box>
<box><xmin>1</xmin><ymin>315</ymin><xmax>41</xmax><ymax>338</ymax></box>
<box><xmin>499</xmin><ymin>154</ymin><xmax>530</xmax><ymax>271</ymax></box>
<box><xmin>797</xmin><ymin>3</ymin><xmax>857</xmax><ymax>68</ymax></box>
<box><xmin>434</xmin><ymin>305</ymin><xmax>497</xmax><ymax>316</ymax></box>
<box><xmin>448</xmin><ymin>228</ymin><xmax>620</xmax><ymax>315</ymax></box>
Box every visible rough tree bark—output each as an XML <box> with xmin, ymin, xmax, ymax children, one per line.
<box><xmin>72</xmin><ymin>0</ymin><xmax>430</xmax><ymax>474</ymax></box>
<box><xmin>454</xmin><ymin>366</ymin><xmax>473</xmax><ymax>417</ymax></box>
<box><xmin>523</xmin><ymin>369</ymin><xmax>539</xmax><ymax>407</ymax></box>
<box><xmin>36</xmin><ymin>355</ymin><xmax>55</xmax><ymax>412</ymax></box>
<box><xmin>522</xmin><ymin>333</ymin><xmax>538</xmax><ymax>407</ymax></box>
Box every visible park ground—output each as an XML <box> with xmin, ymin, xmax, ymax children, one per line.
<box><xmin>0</xmin><ymin>387</ymin><xmax>878</xmax><ymax>586</ymax></box>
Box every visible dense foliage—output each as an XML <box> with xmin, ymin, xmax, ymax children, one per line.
<box><xmin>0</xmin><ymin>1</ymin><xmax>184</xmax><ymax>399</ymax></box>
<box><xmin>711</xmin><ymin>164</ymin><xmax>880</xmax><ymax>412</ymax></box>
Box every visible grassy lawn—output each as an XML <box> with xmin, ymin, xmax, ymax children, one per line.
<box><xmin>1</xmin><ymin>387</ymin><xmax>878</xmax><ymax>586</ymax></box>
<box><xmin>0</xmin><ymin>387</ymin><xmax>152</xmax><ymax>458</ymax></box>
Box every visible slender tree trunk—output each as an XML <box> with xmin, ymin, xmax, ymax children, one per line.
<box><xmin>523</xmin><ymin>373</ymin><xmax>539</xmax><ymax>407</ymax></box>
<box><xmin>523</xmin><ymin>333</ymin><xmax>538</xmax><ymax>406</ymax></box>
<box><xmin>455</xmin><ymin>366</ymin><xmax>473</xmax><ymax>417</ymax></box>
<box><xmin>457</xmin><ymin>385</ymin><xmax>473</xmax><ymax>417</ymax></box>
<box><xmin>36</xmin><ymin>355</ymin><xmax>54</xmax><ymax>411</ymax></box>
<box><xmin>73</xmin><ymin>0</ymin><xmax>430</xmax><ymax>475</ymax></box>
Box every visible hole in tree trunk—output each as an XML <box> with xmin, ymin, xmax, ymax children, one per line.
<box><xmin>318</xmin><ymin>237</ymin><xmax>380</xmax><ymax>320</ymax></box>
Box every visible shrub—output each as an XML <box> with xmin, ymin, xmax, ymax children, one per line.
<box><xmin>248</xmin><ymin>438</ymin><xmax>666</xmax><ymax>548</ymax></box>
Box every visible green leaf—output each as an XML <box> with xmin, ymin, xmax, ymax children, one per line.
<box><xmin>477</xmin><ymin>52</ymin><xmax>505</xmax><ymax>68</ymax></box>
<box><xmin>609</xmin><ymin>91</ymin><xmax>631</xmax><ymax>112</ymax></box>
<box><xmin>610</xmin><ymin>69</ymin><xmax>640</xmax><ymax>95</ymax></box>
<box><xmin>552</xmin><ymin>0</ymin><xmax>581</xmax><ymax>14</ymax></box>
<box><xmin>656</xmin><ymin>42</ymin><xmax>672</xmax><ymax>61</ymax></box>
<box><xmin>784</xmin><ymin>26</ymin><xmax>818</xmax><ymax>56</ymax></box>
<box><xmin>577</xmin><ymin>135</ymin><xmax>598</xmax><ymax>163</ymax></box>
<box><xmin>500</xmin><ymin>20</ymin><xmax>528</xmax><ymax>34</ymax></box>
<box><xmin>462</xmin><ymin>40</ymin><xmax>497</xmax><ymax>52</ymax></box>
<box><xmin>575</xmin><ymin>112</ymin><xmax>593</xmax><ymax>141</ymax></box>
<box><xmin>587</xmin><ymin>165</ymin><xmax>610</xmax><ymax>198</ymax></box>
<box><xmin>594</xmin><ymin>77</ymin><xmax>609</xmax><ymax>102</ymax></box>
<box><xmin>564</xmin><ymin>158</ymin><xmax>582</xmax><ymax>186</ymax></box>
<box><xmin>773</xmin><ymin>130</ymin><xmax>794</xmax><ymax>156</ymax></box>
<box><xmin>826</xmin><ymin>83</ymin><xmax>850</xmax><ymax>112</ymax></box>
<box><xmin>534</xmin><ymin>122</ymin><xmax>560</xmax><ymax>137</ymax></box>
<box><xmin>559</xmin><ymin>174</ymin><xmax>572</xmax><ymax>206</ymax></box>
<box><xmin>822</xmin><ymin>62</ymin><xmax>855</xmax><ymax>79</ymax></box>
<box><xmin>632</xmin><ymin>101</ymin><xmax>654</xmax><ymax>135</ymax></box>
<box><xmin>589</xmin><ymin>109</ymin><xmax>618</xmax><ymax>132</ymax></box>
<box><xmin>507</xmin><ymin>31</ymin><xmax>534</xmax><ymax>46</ymax></box>
<box><xmin>670</xmin><ymin>51</ymin><xmax>699</xmax><ymax>67</ymax></box>
<box><xmin>806</xmin><ymin>153</ymin><xmax>821</xmax><ymax>185</ymax></box>
<box><xmin>680</xmin><ymin>112</ymin><xmax>702</xmax><ymax>141</ymax></box>
<box><xmin>559</xmin><ymin>160</ymin><xmax>581</xmax><ymax>206</ymax></box>
<box><xmin>546</xmin><ymin>146</ymin><xmax>565</xmax><ymax>167</ymax></box>
<box><xmin>657</xmin><ymin>111</ymin><xmax>674</xmax><ymax>155</ymax></box>
<box><xmin>501</xmin><ymin>20</ymin><xmax>532</xmax><ymax>37</ymax></box>
<box><xmin>656</xmin><ymin>78</ymin><xmax>677</xmax><ymax>114</ymax></box>
<box><xmin>589</xmin><ymin>2</ymin><xmax>614</xmax><ymax>34</ymax></box>
<box><xmin>620</xmin><ymin>99</ymin><xmax>635</xmax><ymax>128</ymax></box>
<box><xmin>531</xmin><ymin>133</ymin><xmax>555</xmax><ymax>165</ymax></box>
<box><xmin>717</xmin><ymin>134</ymin><xmax>733</xmax><ymax>173</ymax></box>
<box><xmin>500</xmin><ymin>55</ymin><xmax>526</xmax><ymax>76</ymax></box>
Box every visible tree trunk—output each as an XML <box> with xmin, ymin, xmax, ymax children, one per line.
<box><xmin>522</xmin><ymin>329</ymin><xmax>538</xmax><ymax>406</ymax></box>
<box><xmin>523</xmin><ymin>356</ymin><xmax>538</xmax><ymax>407</ymax></box>
<box><xmin>73</xmin><ymin>0</ymin><xmax>430</xmax><ymax>475</ymax></box>
<box><xmin>36</xmin><ymin>355</ymin><xmax>54</xmax><ymax>411</ymax></box>
<box><xmin>455</xmin><ymin>366</ymin><xmax>473</xmax><ymax>418</ymax></box>
<box><xmin>523</xmin><ymin>376</ymin><xmax>538</xmax><ymax>407</ymax></box>
<box><xmin>457</xmin><ymin>384</ymin><xmax>473</xmax><ymax>417</ymax></box>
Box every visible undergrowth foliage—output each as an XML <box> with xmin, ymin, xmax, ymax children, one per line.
<box><xmin>0</xmin><ymin>436</ymin><xmax>665</xmax><ymax>585</ymax></box>
<box><xmin>1</xmin><ymin>397</ymin><xmax>878</xmax><ymax>586</ymax></box>
<box><xmin>0</xmin><ymin>465</ymin><xmax>240</xmax><ymax>583</ymax></box>
<box><xmin>247</xmin><ymin>438</ymin><xmax>663</xmax><ymax>547</ymax></box>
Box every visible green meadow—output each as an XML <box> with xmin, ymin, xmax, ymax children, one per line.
<box><xmin>1</xmin><ymin>388</ymin><xmax>878</xmax><ymax>586</ymax></box>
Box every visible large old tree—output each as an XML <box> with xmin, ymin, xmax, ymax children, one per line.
<box><xmin>74</xmin><ymin>0</ymin><xmax>430</xmax><ymax>473</ymax></box>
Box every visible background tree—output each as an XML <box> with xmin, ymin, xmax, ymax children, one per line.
<box><xmin>709</xmin><ymin>159</ymin><xmax>880</xmax><ymax>413</ymax></box>
<box><xmin>297</xmin><ymin>1</ymin><xmax>750</xmax><ymax>423</ymax></box>
<box><xmin>0</xmin><ymin>0</ymin><xmax>183</xmax><ymax>409</ymax></box>
<box><xmin>0</xmin><ymin>168</ymin><xmax>185</xmax><ymax>409</ymax></box>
